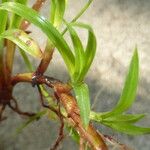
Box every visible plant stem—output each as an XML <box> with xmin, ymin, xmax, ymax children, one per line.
<box><xmin>5</xmin><ymin>40</ymin><xmax>16</xmax><ymax>82</ymax></box>
<box><xmin>19</xmin><ymin>0</ymin><xmax>93</xmax><ymax>76</ymax></box>
<box><xmin>36</xmin><ymin>0</ymin><xmax>94</xmax><ymax>75</ymax></box>
<box><xmin>5</xmin><ymin>0</ymin><xmax>28</xmax><ymax>83</ymax></box>
<box><xmin>20</xmin><ymin>0</ymin><xmax>47</xmax><ymax>30</ymax></box>
<box><xmin>58</xmin><ymin>92</ymin><xmax>108</xmax><ymax>150</ymax></box>
<box><xmin>11</xmin><ymin>73</ymin><xmax>108</xmax><ymax>149</ymax></box>
<box><xmin>0</xmin><ymin>1</ymin><xmax>8</xmax><ymax>84</ymax></box>
<box><xmin>20</xmin><ymin>0</ymin><xmax>50</xmax><ymax>75</ymax></box>
<box><xmin>36</xmin><ymin>40</ymin><xmax>54</xmax><ymax>75</ymax></box>
<box><xmin>0</xmin><ymin>40</ymin><xmax>5</xmax><ymax>86</ymax></box>
<box><xmin>11</xmin><ymin>73</ymin><xmax>33</xmax><ymax>86</ymax></box>
<box><xmin>11</xmin><ymin>73</ymin><xmax>106</xmax><ymax>148</ymax></box>
<box><xmin>79</xmin><ymin>138</ymin><xmax>85</xmax><ymax>150</ymax></box>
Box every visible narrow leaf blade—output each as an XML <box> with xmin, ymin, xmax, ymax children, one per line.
<box><xmin>0</xmin><ymin>29</ymin><xmax>43</xmax><ymax>58</ymax></box>
<box><xmin>67</xmin><ymin>126</ymin><xmax>80</xmax><ymax>142</ymax></box>
<box><xmin>9</xmin><ymin>0</ymin><xmax>28</xmax><ymax>28</ymax></box>
<box><xmin>103</xmin><ymin>49</ymin><xmax>139</xmax><ymax>118</ymax></box>
<box><xmin>90</xmin><ymin>111</ymin><xmax>145</xmax><ymax>124</ymax></box>
<box><xmin>19</xmin><ymin>48</ymin><xmax>34</xmax><ymax>71</ymax></box>
<box><xmin>0</xmin><ymin>9</ymin><xmax>7</xmax><ymax>34</ymax></box>
<box><xmin>50</xmin><ymin>0</ymin><xmax>66</xmax><ymax>28</ymax></box>
<box><xmin>0</xmin><ymin>2</ymin><xmax>75</xmax><ymax>74</ymax></box>
<box><xmin>103</xmin><ymin>114</ymin><xmax>145</xmax><ymax>123</ymax></box>
<box><xmin>16</xmin><ymin>110</ymin><xmax>46</xmax><ymax>134</ymax></box>
<box><xmin>70</xmin><ymin>22</ymin><xmax>97</xmax><ymax>82</ymax></box>
<box><xmin>103</xmin><ymin>122</ymin><xmax>150</xmax><ymax>135</ymax></box>
<box><xmin>65</xmin><ymin>22</ymin><xmax>85</xmax><ymax>82</ymax></box>
<box><xmin>73</xmin><ymin>83</ymin><xmax>91</xmax><ymax>127</ymax></box>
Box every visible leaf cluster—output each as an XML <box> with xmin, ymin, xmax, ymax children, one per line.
<box><xmin>0</xmin><ymin>0</ymin><xmax>149</xmax><ymax>139</ymax></box>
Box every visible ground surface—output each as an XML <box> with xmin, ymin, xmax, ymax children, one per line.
<box><xmin>0</xmin><ymin>0</ymin><xmax>150</xmax><ymax>150</ymax></box>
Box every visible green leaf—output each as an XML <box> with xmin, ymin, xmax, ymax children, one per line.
<box><xmin>19</xmin><ymin>48</ymin><xmax>34</xmax><ymax>71</ymax></box>
<box><xmin>70</xmin><ymin>22</ymin><xmax>97</xmax><ymax>82</ymax></box>
<box><xmin>67</xmin><ymin>126</ymin><xmax>80</xmax><ymax>142</ymax></box>
<box><xmin>90</xmin><ymin>111</ymin><xmax>103</xmax><ymax>123</ymax></box>
<box><xmin>16</xmin><ymin>110</ymin><xmax>46</xmax><ymax>134</ymax></box>
<box><xmin>50</xmin><ymin>0</ymin><xmax>66</xmax><ymax>28</ymax></box>
<box><xmin>0</xmin><ymin>29</ymin><xmax>43</xmax><ymax>58</ymax></box>
<box><xmin>90</xmin><ymin>112</ymin><xmax>146</xmax><ymax>124</ymax></box>
<box><xmin>0</xmin><ymin>2</ymin><xmax>8</xmax><ymax>72</ymax></box>
<box><xmin>90</xmin><ymin>111</ymin><xmax>149</xmax><ymax>135</ymax></box>
<box><xmin>0</xmin><ymin>1</ymin><xmax>8</xmax><ymax>75</ymax></box>
<box><xmin>9</xmin><ymin>0</ymin><xmax>28</xmax><ymax>28</ymax></box>
<box><xmin>61</xmin><ymin>0</ymin><xmax>93</xmax><ymax>35</ymax></box>
<box><xmin>103</xmin><ymin>114</ymin><xmax>145</xmax><ymax>123</ymax></box>
<box><xmin>102</xmin><ymin>49</ymin><xmax>139</xmax><ymax>118</ymax></box>
<box><xmin>65</xmin><ymin>22</ymin><xmax>85</xmax><ymax>82</ymax></box>
<box><xmin>0</xmin><ymin>8</ymin><xmax>7</xmax><ymax>35</ymax></box>
<box><xmin>73</xmin><ymin>83</ymin><xmax>91</xmax><ymax>127</ymax></box>
<box><xmin>39</xmin><ymin>85</ymin><xmax>54</xmax><ymax>103</ymax></box>
<box><xmin>2</xmin><ymin>0</ymin><xmax>8</xmax><ymax>3</ymax></box>
<box><xmin>103</xmin><ymin>122</ymin><xmax>150</xmax><ymax>135</ymax></box>
<box><xmin>0</xmin><ymin>0</ymin><xmax>8</xmax><ymax>47</ymax></box>
<box><xmin>0</xmin><ymin>2</ymin><xmax>75</xmax><ymax>74</ymax></box>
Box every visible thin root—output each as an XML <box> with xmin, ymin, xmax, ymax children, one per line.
<box><xmin>37</xmin><ymin>84</ymin><xmax>65</xmax><ymax>150</ymax></box>
<box><xmin>37</xmin><ymin>84</ymin><xmax>59</xmax><ymax>115</ymax></box>
<box><xmin>50</xmin><ymin>104</ymin><xmax>64</xmax><ymax>150</ymax></box>
<box><xmin>8</xmin><ymin>97</ymin><xmax>35</xmax><ymax>117</ymax></box>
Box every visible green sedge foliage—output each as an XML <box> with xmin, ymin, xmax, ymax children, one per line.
<box><xmin>91</xmin><ymin>49</ymin><xmax>150</xmax><ymax>135</ymax></box>
<box><xmin>0</xmin><ymin>1</ymin><xmax>94</xmax><ymax>127</ymax></box>
<box><xmin>0</xmin><ymin>29</ymin><xmax>43</xmax><ymax>58</ymax></box>
<box><xmin>16</xmin><ymin>110</ymin><xmax>47</xmax><ymax>134</ymax></box>
<box><xmin>50</xmin><ymin>0</ymin><xmax>66</xmax><ymax>29</ymax></box>
<box><xmin>0</xmin><ymin>1</ymin><xmax>150</xmax><ymax>134</ymax></box>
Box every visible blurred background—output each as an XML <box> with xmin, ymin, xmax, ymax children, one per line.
<box><xmin>0</xmin><ymin>0</ymin><xmax>150</xmax><ymax>149</ymax></box>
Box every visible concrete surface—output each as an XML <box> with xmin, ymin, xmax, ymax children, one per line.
<box><xmin>0</xmin><ymin>0</ymin><xmax>150</xmax><ymax>149</ymax></box>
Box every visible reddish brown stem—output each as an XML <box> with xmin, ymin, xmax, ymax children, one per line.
<box><xmin>21</xmin><ymin>0</ymin><xmax>53</xmax><ymax>76</ymax></box>
<box><xmin>79</xmin><ymin>138</ymin><xmax>85</xmax><ymax>150</ymax></box>
<box><xmin>5</xmin><ymin>40</ymin><xmax>16</xmax><ymax>83</ymax></box>
<box><xmin>36</xmin><ymin>47</ymin><xmax>54</xmax><ymax>75</ymax></box>
<box><xmin>11</xmin><ymin>73</ymin><xmax>108</xmax><ymax>149</ymax></box>
<box><xmin>11</xmin><ymin>73</ymin><xmax>33</xmax><ymax>86</ymax></box>
<box><xmin>20</xmin><ymin>0</ymin><xmax>47</xmax><ymax>30</ymax></box>
<box><xmin>31</xmin><ymin>75</ymin><xmax>108</xmax><ymax>150</ymax></box>
<box><xmin>0</xmin><ymin>49</ymin><xmax>6</xmax><ymax>88</ymax></box>
<box><xmin>58</xmin><ymin>93</ymin><xmax>107</xmax><ymax>150</ymax></box>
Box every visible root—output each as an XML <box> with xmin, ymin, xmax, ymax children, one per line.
<box><xmin>8</xmin><ymin>97</ymin><xmax>36</xmax><ymax>117</ymax></box>
<box><xmin>37</xmin><ymin>84</ymin><xmax>65</xmax><ymax>150</ymax></box>
<box><xmin>50</xmin><ymin>104</ymin><xmax>64</xmax><ymax>150</ymax></box>
<box><xmin>31</xmin><ymin>74</ymin><xmax>108</xmax><ymax>150</ymax></box>
<box><xmin>37</xmin><ymin>84</ymin><xmax>59</xmax><ymax>116</ymax></box>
